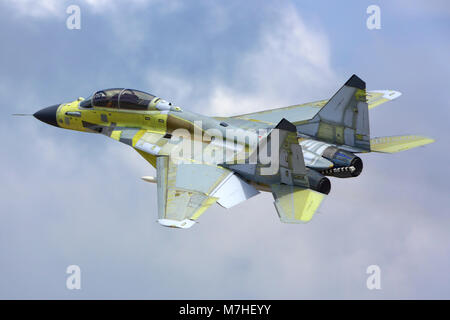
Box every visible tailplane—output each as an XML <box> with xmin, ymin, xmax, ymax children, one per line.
<box><xmin>271</xmin><ymin>184</ymin><xmax>325</xmax><ymax>223</ymax></box>
<box><xmin>370</xmin><ymin>135</ymin><xmax>435</xmax><ymax>153</ymax></box>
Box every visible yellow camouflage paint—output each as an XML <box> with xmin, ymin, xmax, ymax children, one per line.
<box><xmin>231</xmin><ymin>90</ymin><xmax>400</xmax><ymax>126</ymax></box>
<box><xmin>317</xmin><ymin>122</ymin><xmax>334</xmax><ymax>141</ymax></box>
<box><xmin>57</xmin><ymin>99</ymin><xmax>169</xmax><ymax>133</ymax></box>
<box><xmin>54</xmin><ymin>98</ymin><xmax>173</xmax><ymax>169</ymax></box>
<box><xmin>131</xmin><ymin>129</ymin><xmax>146</xmax><ymax>147</ymax></box>
<box><xmin>135</xmin><ymin>149</ymin><xmax>157</xmax><ymax>168</ymax></box>
<box><xmin>32</xmin><ymin>77</ymin><xmax>433</xmax><ymax>229</ymax></box>
<box><xmin>355</xmin><ymin>88</ymin><xmax>367</xmax><ymax>102</ymax></box>
<box><xmin>57</xmin><ymin>101</ymin><xmax>86</xmax><ymax>132</ymax></box>
<box><xmin>190</xmin><ymin>197</ymin><xmax>218</xmax><ymax>220</ymax></box>
<box><xmin>110</xmin><ymin>130</ymin><xmax>122</xmax><ymax>141</ymax></box>
<box><xmin>371</xmin><ymin>135</ymin><xmax>435</xmax><ymax>153</ymax></box>
<box><xmin>273</xmin><ymin>185</ymin><xmax>324</xmax><ymax>223</ymax></box>
<box><xmin>366</xmin><ymin>91</ymin><xmax>401</xmax><ymax>109</ymax></box>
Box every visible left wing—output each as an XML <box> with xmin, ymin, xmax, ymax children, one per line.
<box><xmin>155</xmin><ymin>157</ymin><xmax>219</xmax><ymax>228</ymax></box>
<box><xmin>155</xmin><ymin>157</ymin><xmax>259</xmax><ymax>228</ymax></box>
<box><xmin>130</xmin><ymin>129</ymin><xmax>259</xmax><ymax>229</ymax></box>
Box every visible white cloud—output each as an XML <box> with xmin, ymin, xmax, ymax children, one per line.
<box><xmin>4</xmin><ymin>0</ymin><xmax>63</xmax><ymax>18</ymax></box>
<box><xmin>3</xmin><ymin>0</ymin><xmax>165</xmax><ymax>18</ymax></box>
<box><xmin>143</xmin><ymin>4</ymin><xmax>338</xmax><ymax>117</ymax></box>
<box><xmin>216</xmin><ymin>5</ymin><xmax>336</xmax><ymax>114</ymax></box>
<box><xmin>392</xmin><ymin>0</ymin><xmax>450</xmax><ymax>17</ymax></box>
<box><xmin>145</xmin><ymin>72</ymin><xmax>194</xmax><ymax>107</ymax></box>
<box><xmin>83</xmin><ymin>0</ymin><xmax>165</xmax><ymax>13</ymax></box>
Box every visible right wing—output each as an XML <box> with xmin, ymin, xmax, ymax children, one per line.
<box><xmin>227</xmin><ymin>90</ymin><xmax>402</xmax><ymax>126</ymax></box>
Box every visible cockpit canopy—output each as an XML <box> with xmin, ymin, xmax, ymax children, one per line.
<box><xmin>79</xmin><ymin>88</ymin><xmax>156</xmax><ymax>110</ymax></box>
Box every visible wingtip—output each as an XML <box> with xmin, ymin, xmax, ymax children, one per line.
<box><xmin>157</xmin><ymin>219</ymin><xmax>196</xmax><ymax>229</ymax></box>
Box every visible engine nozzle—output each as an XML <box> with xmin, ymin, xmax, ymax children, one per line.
<box><xmin>322</xmin><ymin>146</ymin><xmax>363</xmax><ymax>178</ymax></box>
<box><xmin>307</xmin><ymin>169</ymin><xmax>331</xmax><ymax>195</ymax></box>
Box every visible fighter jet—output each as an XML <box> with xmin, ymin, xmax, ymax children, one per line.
<box><xmin>32</xmin><ymin>75</ymin><xmax>434</xmax><ymax>228</ymax></box>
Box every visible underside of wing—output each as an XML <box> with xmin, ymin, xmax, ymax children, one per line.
<box><xmin>226</xmin><ymin>90</ymin><xmax>401</xmax><ymax>126</ymax></box>
<box><xmin>155</xmin><ymin>157</ymin><xmax>217</xmax><ymax>228</ymax></box>
<box><xmin>155</xmin><ymin>157</ymin><xmax>259</xmax><ymax>229</ymax></box>
<box><xmin>370</xmin><ymin>135</ymin><xmax>435</xmax><ymax>153</ymax></box>
<box><xmin>128</xmin><ymin>129</ymin><xmax>260</xmax><ymax>228</ymax></box>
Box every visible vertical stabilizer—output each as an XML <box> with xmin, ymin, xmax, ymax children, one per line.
<box><xmin>222</xmin><ymin>118</ymin><xmax>309</xmax><ymax>188</ymax></box>
<box><xmin>297</xmin><ymin>74</ymin><xmax>370</xmax><ymax>151</ymax></box>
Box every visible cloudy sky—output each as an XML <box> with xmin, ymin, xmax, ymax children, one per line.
<box><xmin>0</xmin><ymin>0</ymin><xmax>449</xmax><ymax>299</ymax></box>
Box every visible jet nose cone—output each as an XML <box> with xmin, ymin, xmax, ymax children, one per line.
<box><xmin>34</xmin><ymin>104</ymin><xmax>60</xmax><ymax>127</ymax></box>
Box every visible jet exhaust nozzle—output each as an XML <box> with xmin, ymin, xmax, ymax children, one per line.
<box><xmin>322</xmin><ymin>146</ymin><xmax>363</xmax><ymax>178</ymax></box>
<box><xmin>306</xmin><ymin>169</ymin><xmax>331</xmax><ymax>195</ymax></box>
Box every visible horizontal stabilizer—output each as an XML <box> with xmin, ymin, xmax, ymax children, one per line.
<box><xmin>367</xmin><ymin>90</ymin><xmax>402</xmax><ymax>109</ymax></box>
<box><xmin>370</xmin><ymin>135</ymin><xmax>435</xmax><ymax>153</ymax></box>
<box><xmin>271</xmin><ymin>184</ymin><xmax>325</xmax><ymax>223</ymax></box>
